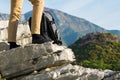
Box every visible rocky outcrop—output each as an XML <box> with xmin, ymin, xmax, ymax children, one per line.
<box><xmin>0</xmin><ymin>42</ymin><xmax>9</xmax><ymax>51</ymax></box>
<box><xmin>0</xmin><ymin>42</ymin><xmax>75</xmax><ymax>79</ymax></box>
<box><xmin>15</xmin><ymin>64</ymin><xmax>120</xmax><ymax>80</ymax></box>
<box><xmin>0</xmin><ymin>42</ymin><xmax>120</xmax><ymax>80</ymax></box>
<box><xmin>0</xmin><ymin>21</ymin><xmax>31</xmax><ymax>45</ymax></box>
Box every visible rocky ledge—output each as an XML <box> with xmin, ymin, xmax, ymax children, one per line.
<box><xmin>0</xmin><ymin>42</ymin><xmax>120</xmax><ymax>80</ymax></box>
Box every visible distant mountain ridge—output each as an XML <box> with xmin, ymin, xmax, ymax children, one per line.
<box><xmin>0</xmin><ymin>8</ymin><xmax>120</xmax><ymax>46</ymax></box>
<box><xmin>0</xmin><ymin>12</ymin><xmax>9</xmax><ymax>20</ymax></box>
<box><xmin>109</xmin><ymin>30</ymin><xmax>120</xmax><ymax>38</ymax></box>
<box><xmin>0</xmin><ymin>12</ymin><xmax>26</xmax><ymax>23</ymax></box>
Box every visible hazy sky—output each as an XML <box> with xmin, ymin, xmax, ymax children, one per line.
<box><xmin>0</xmin><ymin>0</ymin><xmax>120</xmax><ymax>30</ymax></box>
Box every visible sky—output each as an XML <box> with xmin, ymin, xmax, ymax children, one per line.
<box><xmin>0</xmin><ymin>0</ymin><xmax>120</xmax><ymax>30</ymax></box>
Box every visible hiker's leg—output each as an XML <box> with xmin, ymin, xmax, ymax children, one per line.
<box><xmin>8</xmin><ymin>0</ymin><xmax>23</xmax><ymax>42</ymax></box>
<box><xmin>29</xmin><ymin>0</ymin><xmax>44</xmax><ymax>34</ymax></box>
<box><xmin>8</xmin><ymin>0</ymin><xmax>23</xmax><ymax>49</ymax></box>
<box><xmin>29</xmin><ymin>0</ymin><xmax>49</xmax><ymax>44</ymax></box>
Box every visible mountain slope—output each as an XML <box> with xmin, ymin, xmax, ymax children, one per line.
<box><xmin>24</xmin><ymin>8</ymin><xmax>108</xmax><ymax>46</ymax></box>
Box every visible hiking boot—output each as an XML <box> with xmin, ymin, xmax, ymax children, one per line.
<box><xmin>32</xmin><ymin>34</ymin><xmax>50</xmax><ymax>44</ymax></box>
<box><xmin>9</xmin><ymin>42</ymin><xmax>20</xmax><ymax>49</ymax></box>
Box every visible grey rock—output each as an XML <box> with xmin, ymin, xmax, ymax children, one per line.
<box><xmin>0</xmin><ymin>42</ymin><xmax>75</xmax><ymax>79</ymax></box>
<box><xmin>103</xmin><ymin>70</ymin><xmax>120</xmax><ymax>80</ymax></box>
<box><xmin>16</xmin><ymin>64</ymin><xmax>104</xmax><ymax>80</ymax></box>
<box><xmin>0</xmin><ymin>28</ymin><xmax>8</xmax><ymax>42</ymax></box>
<box><xmin>15</xmin><ymin>64</ymin><xmax>120</xmax><ymax>80</ymax></box>
<box><xmin>0</xmin><ymin>42</ymin><xmax>9</xmax><ymax>51</ymax></box>
<box><xmin>0</xmin><ymin>22</ymin><xmax>31</xmax><ymax>45</ymax></box>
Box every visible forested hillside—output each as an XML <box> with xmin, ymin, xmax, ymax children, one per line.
<box><xmin>69</xmin><ymin>32</ymin><xmax>120</xmax><ymax>70</ymax></box>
